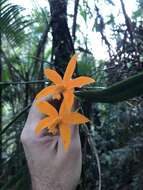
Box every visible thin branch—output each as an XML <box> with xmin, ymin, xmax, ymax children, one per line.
<box><xmin>30</xmin><ymin>55</ymin><xmax>53</xmax><ymax>66</ymax></box>
<box><xmin>0</xmin><ymin>29</ymin><xmax>2</xmax><ymax>168</ymax></box>
<box><xmin>120</xmin><ymin>0</ymin><xmax>134</xmax><ymax>43</ymax></box>
<box><xmin>120</xmin><ymin>0</ymin><xmax>139</xmax><ymax>57</ymax></box>
<box><xmin>80</xmin><ymin>105</ymin><xmax>101</xmax><ymax>190</ymax></box>
<box><xmin>6</xmin><ymin>38</ymin><xmax>26</xmax><ymax>77</ymax></box>
<box><xmin>35</xmin><ymin>19</ymin><xmax>51</xmax><ymax>64</ymax></box>
<box><xmin>76</xmin><ymin>46</ymin><xmax>92</xmax><ymax>55</ymax></box>
<box><xmin>1</xmin><ymin>50</ymin><xmax>25</xmax><ymax>80</ymax></box>
<box><xmin>32</xmin><ymin>19</ymin><xmax>51</xmax><ymax>75</ymax></box>
<box><xmin>94</xmin><ymin>3</ymin><xmax>112</xmax><ymax>59</ymax></box>
<box><xmin>0</xmin><ymin>80</ymin><xmax>49</xmax><ymax>86</ymax></box>
<box><xmin>85</xmin><ymin>126</ymin><xmax>101</xmax><ymax>190</ymax></box>
<box><xmin>72</xmin><ymin>0</ymin><xmax>80</xmax><ymax>42</ymax></box>
<box><xmin>0</xmin><ymin>104</ymin><xmax>31</xmax><ymax>136</ymax></box>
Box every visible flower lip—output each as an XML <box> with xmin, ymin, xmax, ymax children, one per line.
<box><xmin>56</xmin><ymin>84</ymin><xmax>66</xmax><ymax>93</ymax></box>
<box><xmin>56</xmin><ymin>116</ymin><xmax>62</xmax><ymax>124</ymax></box>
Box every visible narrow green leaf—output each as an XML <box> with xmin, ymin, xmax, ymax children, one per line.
<box><xmin>76</xmin><ymin>71</ymin><xmax>143</xmax><ymax>103</ymax></box>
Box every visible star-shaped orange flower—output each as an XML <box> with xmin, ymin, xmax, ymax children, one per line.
<box><xmin>35</xmin><ymin>54</ymin><xmax>95</xmax><ymax>109</ymax></box>
<box><xmin>35</xmin><ymin>100</ymin><xmax>89</xmax><ymax>150</ymax></box>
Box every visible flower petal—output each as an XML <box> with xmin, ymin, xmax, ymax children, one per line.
<box><xmin>63</xmin><ymin>54</ymin><xmax>77</xmax><ymax>81</ymax></box>
<box><xmin>59</xmin><ymin>99</ymin><xmax>67</xmax><ymax>116</ymax></box>
<box><xmin>60</xmin><ymin>123</ymin><xmax>71</xmax><ymax>150</ymax></box>
<box><xmin>35</xmin><ymin>85</ymin><xmax>56</xmax><ymax>100</ymax></box>
<box><xmin>63</xmin><ymin>90</ymin><xmax>74</xmax><ymax>112</ymax></box>
<box><xmin>68</xmin><ymin>76</ymin><xmax>95</xmax><ymax>88</ymax></box>
<box><xmin>44</xmin><ymin>69</ymin><xmax>62</xmax><ymax>84</ymax></box>
<box><xmin>35</xmin><ymin>117</ymin><xmax>56</xmax><ymax>135</ymax></box>
<box><xmin>35</xmin><ymin>101</ymin><xmax>58</xmax><ymax>117</ymax></box>
<box><xmin>63</xmin><ymin>112</ymin><xmax>90</xmax><ymax>124</ymax></box>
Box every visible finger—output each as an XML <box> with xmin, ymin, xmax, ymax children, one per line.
<box><xmin>35</xmin><ymin>95</ymin><xmax>62</xmax><ymax>112</ymax></box>
<box><xmin>27</xmin><ymin>95</ymin><xmax>54</xmax><ymax>125</ymax></box>
<box><xmin>57</xmin><ymin>124</ymin><xmax>80</xmax><ymax>154</ymax></box>
<box><xmin>70</xmin><ymin>125</ymin><xmax>80</xmax><ymax>140</ymax></box>
<box><xmin>22</xmin><ymin>118</ymin><xmax>60</xmax><ymax>150</ymax></box>
<box><xmin>36</xmin><ymin>133</ymin><xmax>59</xmax><ymax>145</ymax></box>
<box><xmin>35</xmin><ymin>130</ymin><xmax>59</xmax><ymax>152</ymax></box>
<box><xmin>23</xmin><ymin>95</ymin><xmax>68</xmax><ymax>149</ymax></box>
<box><xmin>23</xmin><ymin>95</ymin><xmax>61</xmax><ymax>140</ymax></box>
<box><xmin>34</xmin><ymin>95</ymin><xmax>52</xmax><ymax>102</ymax></box>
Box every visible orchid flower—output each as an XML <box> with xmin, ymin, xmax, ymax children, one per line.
<box><xmin>35</xmin><ymin>100</ymin><xmax>89</xmax><ymax>150</ymax></box>
<box><xmin>35</xmin><ymin>55</ymin><xmax>95</xmax><ymax>108</ymax></box>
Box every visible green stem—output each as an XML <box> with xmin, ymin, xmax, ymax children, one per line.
<box><xmin>76</xmin><ymin>71</ymin><xmax>143</xmax><ymax>103</ymax></box>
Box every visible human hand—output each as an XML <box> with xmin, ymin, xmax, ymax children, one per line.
<box><xmin>20</xmin><ymin>96</ymin><xmax>81</xmax><ymax>190</ymax></box>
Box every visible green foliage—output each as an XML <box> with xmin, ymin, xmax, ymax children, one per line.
<box><xmin>81</xmin><ymin>102</ymin><xmax>143</xmax><ymax>190</ymax></box>
<box><xmin>78</xmin><ymin>54</ymin><xmax>96</xmax><ymax>76</ymax></box>
<box><xmin>79</xmin><ymin>5</ymin><xmax>87</xmax><ymax>23</ymax></box>
<box><xmin>0</xmin><ymin>0</ymin><xmax>31</xmax><ymax>44</ymax></box>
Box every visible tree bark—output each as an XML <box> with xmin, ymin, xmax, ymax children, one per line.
<box><xmin>0</xmin><ymin>32</ymin><xmax>2</xmax><ymax>173</ymax></box>
<box><xmin>48</xmin><ymin>0</ymin><xmax>74</xmax><ymax>76</ymax></box>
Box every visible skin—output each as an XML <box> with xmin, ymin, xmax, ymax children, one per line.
<box><xmin>20</xmin><ymin>96</ymin><xmax>82</xmax><ymax>190</ymax></box>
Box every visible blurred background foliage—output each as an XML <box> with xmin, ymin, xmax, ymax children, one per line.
<box><xmin>1</xmin><ymin>0</ymin><xmax>143</xmax><ymax>189</ymax></box>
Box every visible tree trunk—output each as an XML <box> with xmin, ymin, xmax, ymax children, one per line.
<box><xmin>0</xmin><ymin>32</ymin><xmax>2</xmax><ymax>173</ymax></box>
<box><xmin>48</xmin><ymin>0</ymin><xmax>74</xmax><ymax>76</ymax></box>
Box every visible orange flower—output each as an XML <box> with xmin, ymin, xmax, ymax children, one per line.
<box><xmin>35</xmin><ymin>54</ymin><xmax>95</xmax><ymax>108</ymax></box>
<box><xmin>35</xmin><ymin>100</ymin><xmax>89</xmax><ymax>150</ymax></box>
